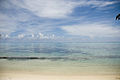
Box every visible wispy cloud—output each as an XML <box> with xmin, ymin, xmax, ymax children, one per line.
<box><xmin>61</xmin><ymin>23</ymin><xmax>120</xmax><ymax>38</ymax></box>
<box><xmin>0</xmin><ymin>0</ymin><xmax>119</xmax><ymax>41</ymax></box>
<box><xmin>9</xmin><ymin>0</ymin><xmax>77</xmax><ymax>18</ymax></box>
<box><xmin>0</xmin><ymin>13</ymin><xmax>17</xmax><ymax>34</ymax></box>
<box><xmin>9</xmin><ymin>0</ymin><xmax>117</xmax><ymax>19</ymax></box>
<box><xmin>84</xmin><ymin>0</ymin><xmax>117</xmax><ymax>8</ymax></box>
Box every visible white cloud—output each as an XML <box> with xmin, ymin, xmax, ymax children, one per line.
<box><xmin>10</xmin><ymin>0</ymin><xmax>116</xmax><ymax>19</ymax></box>
<box><xmin>34</xmin><ymin>33</ymin><xmax>56</xmax><ymax>39</ymax></box>
<box><xmin>5</xmin><ymin>34</ymin><xmax>9</xmax><ymax>38</ymax></box>
<box><xmin>38</xmin><ymin>33</ymin><xmax>44</xmax><ymax>38</ymax></box>
<box><xmin>10</xmin><ymin>0</ymin><xmax>77</xmax><ymax>18</ymax></box>
<box><xmin>1</xmin><ymin>34</ymin><xmax>10</xmax><ymax>38</ymax></box>
<box><xmin>0</xmin><ymin>0</ymin><xmax>117</xmax><ymax>37</ymax></box>
<box><xmin>85</xmin><ymin>0</ymin><xmax>116</xmax><ymax>8</ymax></box>
<box><xmin>18</xmin><ymin>34</ymin><xmax>24</xmax><ymax>39</ymax></box>
<box><xmin>61</xmin><ymin>23</ymin><xmax>120</xmax><ymax>38</ymax></box>
<box><xmin>31</xmin><ymin>34</ymin><xmax>34</xmax><ymax>38</ymax></box>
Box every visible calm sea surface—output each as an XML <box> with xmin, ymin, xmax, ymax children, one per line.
<box><xmin>0</xmin><ymin>42</ymin><xmax>120</xmax><ymax>76</ymax></box>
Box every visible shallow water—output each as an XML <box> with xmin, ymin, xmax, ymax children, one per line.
<box><xmin>0</xmin><ymin>42</ymin><xmax>120</xmax><ymax>76</ymax></box>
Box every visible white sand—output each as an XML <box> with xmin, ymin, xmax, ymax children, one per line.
<box><xmin>0</xmin><ymin>72</ymin><xmax>119</xmax><ymax>80</ymax></box>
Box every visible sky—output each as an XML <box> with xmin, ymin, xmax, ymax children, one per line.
<box><xmin>0</xmin><ymin>0</ymin><xmax>120</xmax><ymax>42</ymax></box>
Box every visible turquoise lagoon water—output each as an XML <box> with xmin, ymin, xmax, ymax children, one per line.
<box><xmin>0</xmin><ymin>42</ymin><xmax>120</xmax><ymax>76</ymax></box>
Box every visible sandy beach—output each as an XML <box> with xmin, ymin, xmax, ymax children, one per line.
<box><xmin>0</xmin><ymin>71</ymin><xmax>120</xmax><ymax>80</ymax></box>
<box><xmin>0</xmin><ymin>43</ymin><xmax>120</xmax><ymax>80</ymax></box>
<box><xmin>0</xmin><ymin>58</ymin><xmax>120</xmax><ymax>80</ymax></box>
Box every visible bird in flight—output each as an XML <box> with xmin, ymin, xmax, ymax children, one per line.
<box><xmin>116</xmin><ymin>14</ymin><xmax>120</xmax><ymax>20</ymax></box>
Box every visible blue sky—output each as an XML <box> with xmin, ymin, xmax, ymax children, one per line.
<box><xmin>0</xmin><ymin>0</ymin><xmax>120</xmax><ymax>42</ymax></box>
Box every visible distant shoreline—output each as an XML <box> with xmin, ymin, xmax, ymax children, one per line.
<box><xmin>0</xmin><ymin>55</ymin><xmax>120</xmax><ymax>60</ymax></box>
<box><xmin>0</xmin><ymin>56</ymin><xmax>68</xmax><ymax>60</ymax></box>
<box><xmin>0</xmin><ymin>56</ymin><xmax>87</xmax><ymax>61</ymax></box>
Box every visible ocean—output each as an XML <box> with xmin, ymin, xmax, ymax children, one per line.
<box><xmin>0</xmin><ymin>42</ymin><xmax>120</xmax><ymax>76</ymax></box>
